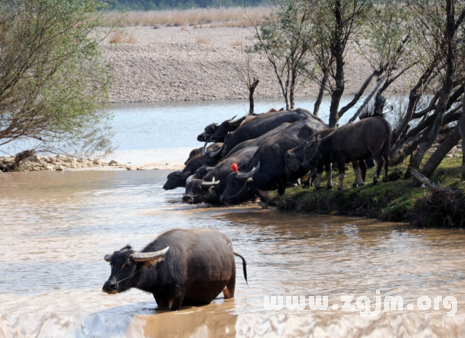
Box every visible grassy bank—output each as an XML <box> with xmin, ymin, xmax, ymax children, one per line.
<box><xmin>271</xmin><ymin>155</ymin><xmax>465</xmax><ymax>226</ymax></box>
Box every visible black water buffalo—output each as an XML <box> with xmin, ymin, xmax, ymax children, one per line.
<box><xmin>220</xmin><ymin>109</ymin><xmax>314</xmax><ymax>157</ymax></box>
<box><xmin>285</xmin><ymin>138</ymin><xmax>367</xmax><ymax>189</ymax></box>
<box><xmin>219</xmin><ymin>116</ymin><xmax>328</xmax><ymax>207</ymax></box>
<box><xmin>284</xmin><ymin>129</ymin><xmax>334</xmax><ymax>187</ymax></box>
<box><xmin>184</xmin><ymin>147</ymin><xmax>202</xmax><ymax>165</ymax></box>
<box><xmin>183</xmin><ymin>145</ymin><xmax>259</xmax><ymax>205</ymax></box>
<box><xmin>302</xmin><ymin>117</ymin><xmax>392</xmax><ymax>190</ymax></box>
<box><xmin>197</xmin><ymin>122</ymin><xmax>220</xmax><ymax>142</ymax></box>
<box><xmin>206</xmin><ymin>123</ymin><xmax>291</xmax><ymax>165</ymax></box>
<box><xmin>102</xmin><ymin>228</ymin><xmax>247</xmax><ymax>311</ymax></box>
<box><xmin>208</xmin><ymin>115</ymin><xmax>247</xmax><ymax>142</ymax></box>
<box><xmin>163</xmin><ymin>143</ymin><xmax>223</xmax><ymax>190</ymax></box>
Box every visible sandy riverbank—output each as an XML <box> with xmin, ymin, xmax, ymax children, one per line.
<box><xmin>102</xmin><ymin>26</ymin><xmax>408</xmax><ymax>104</ymax></box>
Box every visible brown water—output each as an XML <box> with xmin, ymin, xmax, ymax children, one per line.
<box><xmin>1</xmin><ymin>170</ymin><xmax>465</xmax><ymax>337</ymax></box>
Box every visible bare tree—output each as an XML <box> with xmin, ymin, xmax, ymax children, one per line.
<box><xmin>251</xmin><ymin>0</ymin><xmax>311</xmax><ymax>109</ymax></box>
<box><xmin>233</xmin><ymin>53</ymin><xmax>260</xmax><ymax>115</ymax></box>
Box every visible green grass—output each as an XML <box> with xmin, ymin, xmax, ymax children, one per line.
<box><xmin>271</xmin><ymin>154</ymin><xmax>465</xmax><ymax>225</ymax></box>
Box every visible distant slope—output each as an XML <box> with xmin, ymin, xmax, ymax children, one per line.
<box><xmin>109</xmin><ymin>0</ymin><xmax>268</xmax><ymax>10</ymax></box>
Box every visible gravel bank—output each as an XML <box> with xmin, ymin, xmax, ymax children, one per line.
<box><xmin>102</xmin><ymin>26</ymin><xmax>408</xmax><ymax>104</ymax></box>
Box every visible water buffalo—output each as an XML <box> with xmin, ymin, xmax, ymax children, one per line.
<box><xmin>208</xmin><ymin>115</ymin><xmax>247</xmax><ymax>142</ymax></box>
<box><xmin>302</xmin><ymin>117</ymin><xmax>392</xmax><ymax>190</ymax></box>
<box><xmin>102</xmin><ymin>228</ymin><xmax>247</xmax><ymax>311</ymax></box>
<box><xmin>219</xmin><ymin>116</ymin><xmax>328</xmax><ymax>208</ymax></box>
<box><xmin>163</xmin><ymin>143</ymin><xmax>223</xmax><ymax>190</ymax></box>
<box><xmin>220</xmin><ymin>109</ymin><xmax>314</xmax><ymax>157</ymax></box>
<box><xmin>197</xmin><ymin>122</ymin><xmax>220</xmax><ymax>142</ymax></box>
<box><xmin>183</xmin><ymin>145</ymin><xmax>259</xmax><ymax>205</ymax></box>
<box><xmin>184</xmin><ymin>147</ymin><xmax>202</xmax><ymax>165</ymax></box>
<box><xmin>206</xmin><ymin>123</ymin><xmax>291</xmax><ymax>165</ymax></box>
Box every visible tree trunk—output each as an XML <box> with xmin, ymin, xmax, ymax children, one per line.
<box><xmin>390</xmin><ymin>127</ymin><xmax>431</xmax><ymax>166</ymax></box>
<box><xmin>290</xmin><ymin>68</ymin><xmax>296</xmax><ymax>109</ymax></box>
<box><xmin>422</xmin><ymin>126</ymin><xmax>461</xmax><ymax>178</ymax></box>
<box><xmin>460</xmin><ymin>86</ymin><xmax>465</xmax><ymax>180</ymax></box>
<box><xmin>328</xmin><ymin>0</ymin><xmax>344</xmax><ymax>128</ymax></box>
<box><xmin>248</xmin><ymin>78</ymin><xmax>259</xmax><ymax>115</ymax></box>
<box><xmin>410</xmin><ymin>0</ymin><xmax>456</xmax><ymax>174</ymax></box>
<box><xmin>313</xmin><ymin>74</ymin><xmax>327</xmax><ymax>117</ymax></box>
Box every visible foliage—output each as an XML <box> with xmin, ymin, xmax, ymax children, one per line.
<box><xmin>0</xmin><ymin>0</ymin><xmax>114</xmax><ymax>156</ymax></box>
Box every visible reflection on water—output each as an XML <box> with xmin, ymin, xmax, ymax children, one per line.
<box><xmin>1</xmin><ymin>171</ymin><xmax>465</xmax><ymax>337</ymax></box>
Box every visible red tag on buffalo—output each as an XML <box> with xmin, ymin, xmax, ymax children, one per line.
<box><xmin>231</xmin><ymin>162</ymin><xmax>239</xmax><ymax>172</ymax></box>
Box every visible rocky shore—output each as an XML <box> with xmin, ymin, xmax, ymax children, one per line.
<box><xmin>102</xmin><ymin>26</ymin><xmax>408</xmax><ymax>104</ymax></box>
<box><xmin>0</xmin><ymin>154</ymin><xmax>127</xmax><ymax>172</ymax></box>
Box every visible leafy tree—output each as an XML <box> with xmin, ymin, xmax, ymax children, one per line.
<box><xmin>0</xmin><ymin>0</ymin><xmax>114</xmax><ymax>156</ymax></box>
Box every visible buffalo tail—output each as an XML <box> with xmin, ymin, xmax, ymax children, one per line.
<box><xmin>233</xmin><ymin>252</ymin><xmax>248</xmax><ymax>286</ymax></box>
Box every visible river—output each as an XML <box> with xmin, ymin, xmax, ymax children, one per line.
<box><xmin>1</xmin><ymin>98</ymin><xmax>465</xmax><ymax>337</ymax></box>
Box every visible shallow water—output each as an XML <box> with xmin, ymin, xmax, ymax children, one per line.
<box><xmin>1</xmin><ymin>170</ymin><xmax>465</xmax><ymax>337</ymax></box>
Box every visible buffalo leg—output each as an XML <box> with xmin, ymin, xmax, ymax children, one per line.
<box><xmin>372</xmin><ymin>154</ymin><xmax>383</xmax><ymax>185</ymax></box>
<box><xmin>352</xmin><ymin>161</ymin><xmax>365</xmax><ymax>187</ymax></box>
<box><xmin>169</xmin><ymin>294</ymin><xmax>185</xmax><ymax>311</ymax></box>
<box><xmin>314</xmin><ymin>164</ymin><xmax>325</xmax><ymax>190</ymax></box>
<box><xmin>337</xmin><ymin>160</ymin><xmax>346</xmax><ymax>191</ymax></box>
<box><xmin>382</xmin><ymin>153</ymin><xmax>389</xmax><ymax>182</ymax></box>
<box><xmin>325</xmin><ymin>163</ymin><xmax>333</xmax><ymax>189</ymax></box>
<box><xmin>359</xmin><ymin>160</ymin><xmax>367</xmax><ymax>182</ymax></box>
<box><xmin>304</xmin><ymin>166</ymin><xmax>317</xmax><ymax>188</ymax></box>
<box><xmin>223</xmin><ymin>261</ymin><xmax>236</xmax><ymax>299</ymax></box>
<box><xmin>258</xmin><ymin>189</ymin><xmax>268</xmax><ymax>209</ymax></box>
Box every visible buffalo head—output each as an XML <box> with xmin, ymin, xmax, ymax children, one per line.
<box><xmin>163</xmin><ymin>171</ymin><xmax>191</xmax><ymax>190</ymax></box>
<box><xmin>102</xmin><ymin>245</ymin><xmax>169</xmax><ymax>294</ymax></box>
<box><xmin>302</xmin><ymin>134</ymin><xmax>322</xmax><ymax>168</ymax></box>
<box><xmin>219</xmin><ymin>162</ymin><xmax>260</xmax><ymax>205</ymax></box>
<box><xmin>284</xmin><ymin>149</ymin><xmax>302</xmax><ymax>177</ymax></box>
<box><xmin>182</xmin><ymin>175</ymin><xmax>220</xmax><ymax>204</ymax></box>
<box><xmin>209</xmin><ymin>115</ymin><xmax>240</xmax><ymax>142</ymax></box>
<box><xmin>197</xmin><ymin>123</ymin><xmax>219</xmax><ymax>142</ymax></box>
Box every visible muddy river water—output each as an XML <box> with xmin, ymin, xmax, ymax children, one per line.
<box><xmin>1</xmin><ymin>170</ymin><xmax>465</xmax><ymax>337</ymax></box>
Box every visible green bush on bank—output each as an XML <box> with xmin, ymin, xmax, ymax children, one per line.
<box><xmin>271</xmin><ymin>155</ymin><xmax>465</xmax><ymax>227</ymax></box>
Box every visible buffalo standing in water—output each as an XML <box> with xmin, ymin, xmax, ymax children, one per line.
<box><xmin>302</xmin><ymin>117</ymin><xmax>392</xmax><ymax>190</ymax></box>
<box><xmin>102</xmin><ymin>228</ymin><xmax>247</xmax><ymax>311</ymax></box>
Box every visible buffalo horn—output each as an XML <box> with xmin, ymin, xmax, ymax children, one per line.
<box><xmin>206</xmin><ymin>166</ymin><xmax>215</xmax><ymax>172</ymax></box>
<box><xmin>104</xmin><ymin>253</ymin><xmax>113</xmax><ymax>262</ymax></box>
<box><xmin>202</xmin><ymin>142</ymin><xmax>209</xmax><ymax>156</ymax></box>
<box><xmin>201</xmin><ymin>177</ymin><xmax>221</xmax><ymax>187</ymax></box>
<box><xmin>131</xmin><ymin>246</ymin><xmax>169</xmax><ymax>262</ymax></box>
<box><xmin>186</xmin><ymin>175</ymin><xmax>194</xmax><ymax>185</ymax></box>
<box><xmin>230</xmin><ymin>115</ymin><xmax>237</xmax><ymax>121</ymax></box>
<box><xmin>236</xmin><ymin>162</ymin><xmax>261</xmax><ymax>180</ymax></box>
<box><xmin>209</xmin><ymin>143</ymin><xmax>225</xmax><ymax>158</ymax></box>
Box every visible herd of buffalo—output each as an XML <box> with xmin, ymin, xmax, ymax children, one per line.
<box><xmin>102</xmin><ymin>108</ymin><xmax>392</xmax><ymax>310</ymax></box>
<box><xmin>163</xmin><ymin>107</ymin><xmax>392</xmax><ymax>208</ymax></box>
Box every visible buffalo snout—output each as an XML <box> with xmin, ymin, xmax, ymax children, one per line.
<box><xmin>182</xmin><ymin>194</ymin><xmax>193</xmax><ymax>203</ymax></box>
<box><xmin>102</xmin><ymin>279</ymin><xmax>118</xmax><ymax>294</ymax></box>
